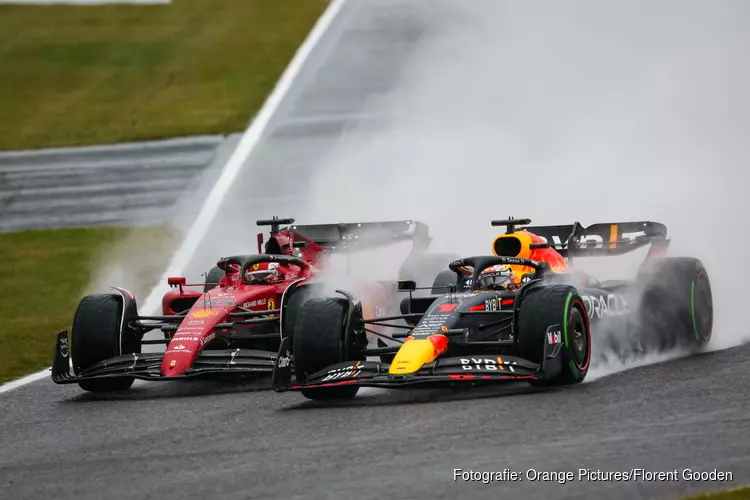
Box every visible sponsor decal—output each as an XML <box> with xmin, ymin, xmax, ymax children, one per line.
<box><xmin>460</xmin><ymin>357</ymin><xmax>517</xmax><ymax>372</ymax></box>
<box><xmin>242</xmin><ymin>298</ymin><xmax>267</xmax><ymax>308</ymax></box>
<box><xmin>252</xmin><ymin>263</ymin><xmax>260</xmax><ymax>270</ymax></box>
<box><xmin>547</xmin><ymin>330</ymin><xmax>561</xmax><ymax>345</ymax></box>
<box><xmin>176</xmin><ymin>326</ymin><xmax>204</xmax><ymax>332</ymax></box>
<box><xmin>463</xmin><ymin>279</ymin><xmax>473</xmax><ymax>289</ymax></box>
<box><xmin>174</xmin><ymin>344</ymin><xmax>186</xmax><ymax>350</ymax></box>
<box><xmin>189</xmin><ymin>309</ymin><xmax>218</xmax><ymax>319</ymax></box>
<box><xmin>166</xmin><ymin>347</ymin><xmax>192</xmax><ymax>354</ymax></box>
<box><xmin>485</xmin><ymin>297</ymin><xmax>499</xmax><ymax>311</ymax></box>
<box><xmin>321</xmin><ymin>361</ymin><xmax>362</xmax><ymax>382</ymax></box>
<box><xmin>213</xmin><ymin>299</ymin><xmax>235</xmax><ymax>306</ymax></box>
<box><xmin>172</xmin><ymin>336</ymin><xmax>200</xmax><ymax>342</ymax></box>
<box><xmin>581</xmin><ymin>294</ymin><xmax>630</xmax><ymax>320</ymax></box>
<box><xmin>541</xmin><ymin>228</ymin><xmax>647</xmax><ymax>250</ymax></box>
<box><xmin>277</xmin><ymin>353</ymin><xmax>290</xmax><ymax>368</ymax></box>
<box><xmin>186</xmin><ymin>320</ymin><xmax>204</xmax><ymax>325</ymax></box>
<box><xmin>412</xmin><ymin>313</ymin><xmax>451</xmax><ymax>336</ymax></box>
<box><xmin>200</xmin><ymin>333</ymin><xmax>216</xmax><ymax>347</ymax></box>
<box><xmin>268</xmin><ymin>299</ymin><xmax>276</xmax><ymax>310</ymax></box>
<box><xmin>59</xmin><ymin>337</ymin><xmax>69</xmax><ymax>357</ymax></box>
<box><xmin>215</xmin><ymin>293</ymin><xmax>235</xmax><ymax>299</ymax></box>
<box><xmin>452</xmin><ymin>292</ymin><xmax>477</xmax><ymax>298</ymax></box>
<box><xmin>520</xmin><ymin>274</ymin><xmax>534</xmax><ymax>284</ymax></box>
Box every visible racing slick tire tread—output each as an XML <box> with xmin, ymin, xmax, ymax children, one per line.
<box><xmin>293</xmin><ymin>297</ymin><xmax>360</xmax><ymax>400</ymax></box>
<box><xmin>636</xmin><ymin>257</ymin><xmax>713</xmax><ymax>352</ymax></box>
<box><xmin>71</xmin><ymin>293</ymin><xmax>140</xmax><ymax>392</ymax></box>
<box><xmin>517</xmin><ymin>285</ymin><xmax>591</xmax><ymax>386</ymax></box>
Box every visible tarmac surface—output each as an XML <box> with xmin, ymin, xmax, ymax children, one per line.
<box><xmin>0</xmin><ymin>344</ymin><xmax>747</xmax><ymax>500</ymax></box>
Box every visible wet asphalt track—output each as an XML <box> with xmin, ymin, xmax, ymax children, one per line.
<box><xmin>1</xmin><ymin>344</ymin><xmax>748</xmax><ymax>500</ymax></box>
<box><xmin>3</xmin><ymin>1</ymin><xmax>750</xmax><ymax>499</ymax></box>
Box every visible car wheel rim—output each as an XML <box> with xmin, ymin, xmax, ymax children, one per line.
<box><xmin>692</xmin><ymin>273</ymin><xmax>713</xmax><ymax>340</ymax></box>
<box><xmin>569</xmin><ymin>306</ymin><xmax>588</xmax><ymax>368</ymax></box>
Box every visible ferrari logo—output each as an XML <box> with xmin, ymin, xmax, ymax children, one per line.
<box><xmin>252</xmin><ymin>263</ymin><xmax>260</xmax><ymax>270</ymax></box>
<box><xmin>189</xmin><ymin>309</ymin><xmax>218</xmax><ymax>319</ymax></box>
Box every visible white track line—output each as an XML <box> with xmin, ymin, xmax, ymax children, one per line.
<box><xmin>0</xmin><ymin>0</ymin><xmax>347</xmax><ymax>396</ymax></box>
<box><xmin>0</xmin><ymin>369</ymin><xmax>50</xmax><ymax>395</ymax></box>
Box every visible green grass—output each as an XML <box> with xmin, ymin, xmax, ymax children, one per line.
<box><xmin>682</xmin><ymin>486</ymin><xmax>750</xmax><ymax>499</ymax></box>
<box><xmin>0</xmin><ymin>226</ymin><xmax>175</xmax><ymax>384</ymax></box>
<box><xmin>0</xmin><ymin>0</ymin><xmax>328</xmax><ymax>150</ymax></box>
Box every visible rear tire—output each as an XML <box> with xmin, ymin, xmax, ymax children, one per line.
<box><xmin>636</xmin><ymin>257</ymin><xmax>713</xmax><ymax>352</ymax></box>
<box><xmin>293</xmin><ymin>297</ymin><xmax>361</xmax><ymax>400</ymax></box>
<box><xmin>431</xmin><ymin>269</ymin><xmax>458</xmax><ymax>295</ymax></box>
<box><xmin>203</xmin><ymin>266</ymin><xmax>225</xmax><ymax>292</ymax></box>
<box><xmin>71</xmin><ymin>293</ymin><xmax>141</xmax><ymax>392</ymax></box>
<box><xmin>400</xmin><ymin>253</ymin><xmax>459</xmax><ymax>286</ymax></box>
<box><xmin>517</xmin><ymin>285</ymin><xmax>591</xmax><ymax>385</ymax></box>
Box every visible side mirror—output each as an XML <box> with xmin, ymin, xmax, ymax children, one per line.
<box><xmin>397</xmin><ymin>280</ymin><xmax>416</xmax><ymax>291</ymax></box>
<box><xmin>168</xmin><ymin>276</ymin><xmax>186</xmax><ymax>287</ymax></box>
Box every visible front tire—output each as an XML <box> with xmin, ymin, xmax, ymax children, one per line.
<box><xmin>282</xmin><ymin>286</ymin><xmax>313</xmax><ymax>351</ymax></box>
<box><xmin>293</xmin><ymin>297</ymin><xmax>361</xmax><ymax>400</ymax></box>
<box><xmin>71</xmin><ymin>293</ymin><xmax>141</xmax><ymax>392</ymax></box>
<box><xmin>517</xmin><ymin>285</ymin><xmax>591</xmax><ymax>385</ymax></box>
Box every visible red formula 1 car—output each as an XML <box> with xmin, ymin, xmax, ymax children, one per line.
<box><xmin>51</xmin><ymin>217</ymin><xmax>451</xmax><ymax>393</ymax></box>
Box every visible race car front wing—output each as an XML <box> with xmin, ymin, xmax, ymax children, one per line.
<box><xmin>271</xmin><ymin>338</ymin><xmax>542</xmax><ymax>391</ymax></box>
<box><xmin>51</xmin><ymin>331</ymin><xmax>278</xmax><ymax>384</ymax></box>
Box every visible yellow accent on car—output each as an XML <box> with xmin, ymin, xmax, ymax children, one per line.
<box><xmin>609</xmin><ymin>224</ymin><xmax>618</xmax><ymax>249</ymax></box>
<box><xmin>388</xmin><ymin>339</ymin><xmax>440</xmax><ymax>375</ymax></box>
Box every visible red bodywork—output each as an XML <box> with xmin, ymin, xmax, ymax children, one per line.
<box><xmin>157</xmin><ymin>227</ymin><xmax>329</xmax><ymax>377</ymax></box>
<box><xmin>158</xmin><ymin>263</ymin><xmax>311</xmax><ymax>377</ymax></box>
<box><xmin>155</xmin><ymin>226</ymin><xmax>394</xmax><ymax>377</ymax></box>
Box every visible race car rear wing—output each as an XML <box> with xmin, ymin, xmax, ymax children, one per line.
<box><xmin>493</xmin><ymin>218</ymin><xmax>670</xmax><ymax>258</ymax></box>
<box><xmin>270</xmin><ymin>219</ymin><xmax>431</xmax><ymax>252</ymax></box>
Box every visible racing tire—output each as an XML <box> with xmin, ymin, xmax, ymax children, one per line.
<box><xmin>203</xmin><ymin>266</ymin><xmax>225</xmax><ymax>292</ymax></box>
<box><xmin>517</xmin><ymin>285</ymin><xmax>591</xmax><ymax>386</ymax></box>
<box><xmin>293</xmin><ymin>297</ymin><xmax>362</xmax><ymax>400</ymax></box>
<box><xmin>431</xmin><ymin>269</ymin><xmax>458</xmax><ymax>295</ymax></box>
<box><xmin>282</xmin><ymin>286</ymin><xmax>313</xmax><ymax>351</ymax></box>
<box><xmin>636</xmin><ymin>257</ymin><xmax>713</xmax><ymax>352</ymax></box>
<box><xmin>400</xmin><ymin>253</ymin><xmax>460</xmax><ymax>286</ymax></box>
<box><xmin>71</xmin><ymin>293</ymin><xmax>141</xmax><ymax>392</ymax></box>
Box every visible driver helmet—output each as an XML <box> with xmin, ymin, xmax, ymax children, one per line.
<box><xmin>245</xmin><ymin>262</ymin><xmax>280</xmax><ymax>283</ymax></box>
<box><xmin>477</xmin><ymin>264</ymin><xmax>515</xmax><ymax>290</ymax></box>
